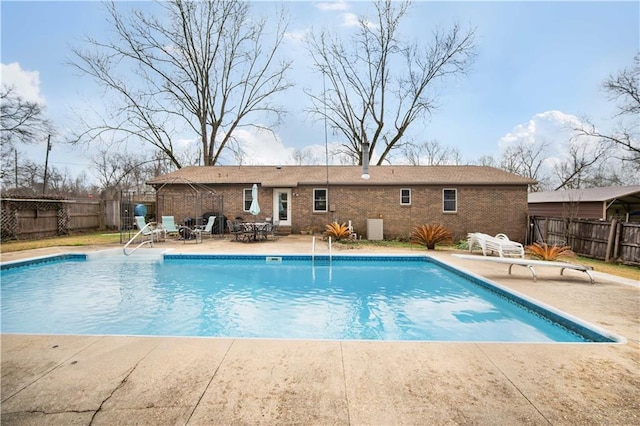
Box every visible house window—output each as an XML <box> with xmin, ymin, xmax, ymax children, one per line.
<box><xmin>400</xmin><ymin>188</ymin><xmax>411</xmax><ymax>205</ymax></box>
<box><xmin>243</xmin><ymin>188</ymin><xmax>252</xmax><ymax>212</ymax></box>
<box><xmin>313</xmin><ymin>188</ymin><xmax>328</xmax><ymax>212</ymax></box>
<box><xmin>443</xmin><ymin>189</ymin><xmax>457</xmax><ymax>212</ymax></box>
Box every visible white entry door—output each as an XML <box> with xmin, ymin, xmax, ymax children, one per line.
<box><xmin>273</xmin><ymin>188</ymin><xmax>292</xmax><ymax>226</ymax></box>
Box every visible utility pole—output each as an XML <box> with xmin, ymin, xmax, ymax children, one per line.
<box><xmin>42</xmin><ymin>134</ymin><xmax>52</xmax><ymax>195</ymax></box>
<box><xmin>14</xmin><ymin>148</ymin><xmax>18</xmax><ymax>188</ymax></box>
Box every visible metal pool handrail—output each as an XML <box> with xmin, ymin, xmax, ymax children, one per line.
<box><xmin>123</xmin><ymin>223</ymin><xmax>155</xmax><ymax>256</ymax></box>
<box><xmin>311</xmin><ymin>236</ymin><xmax>332</xmax><ymax>264</ymax></box>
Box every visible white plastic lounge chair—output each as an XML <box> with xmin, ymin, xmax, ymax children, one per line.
<box><xmin>452</xmin><ymin>253</ymin><xmax>595</xmax><ymax>283</ymax></box>
<box><xmin>161</xmin><ymin>216</ymin><xmax>179</xmax><ymax>237</ymax></box>
<box><xmin>197</xmin><ymin>216</ymin><xmax>216</xmax><ymax>238</ymax></box>
<box><xmin>467</xmin><ymin>232</ymin><xmax>525</xmax><ymax>258</ymax></box>
<box><xmin>135</xmin><ymin>216</ymin><xmax>164</xmax><ymax>242</ymax></box>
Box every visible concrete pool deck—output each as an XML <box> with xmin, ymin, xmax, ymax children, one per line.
<box><xmin>1</xmin><ymin>235</ymin><xmax>638</xmax><ymax>425</ymax></box>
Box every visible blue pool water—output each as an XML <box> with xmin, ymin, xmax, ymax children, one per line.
<box><xmin>0</xmin><ymin>253</ymin><xmax>617</xmax><ymax>342</ymax></box>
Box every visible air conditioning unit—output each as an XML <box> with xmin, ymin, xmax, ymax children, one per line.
<box><xmin>367</xmin><ymin>219</ymin><xmax>383</xmax><ymax>240</ymax></box>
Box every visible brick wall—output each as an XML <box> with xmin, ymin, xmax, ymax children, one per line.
<box><xmin>156</xmin><ymin>183</ymin><xmax>530</xmax><ymax>242</ymax></box>
<box><xmin>155</xmin><ymin>185</ymin><xmax>223</xmax><ymax>227</ymax></box>
<box><xmin>304</xmin><ymin>185</ymin><xmax>529</xmax><ymax>242</ymax></box>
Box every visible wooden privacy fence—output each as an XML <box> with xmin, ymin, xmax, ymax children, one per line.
<box><xmin>1</xmin><ymin>198</ymin><xmax>104</xmax><ymax>241</ymax></box>
<box><xmin>530</xmin><ymin>216</ymin><xmax>640</xmax><ymax>266</ymax></box>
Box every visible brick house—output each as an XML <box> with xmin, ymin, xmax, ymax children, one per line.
<box><xmin>147</xmin><ymin>165</ymin><xmax>535</xmax><ymax>241</ymax></box>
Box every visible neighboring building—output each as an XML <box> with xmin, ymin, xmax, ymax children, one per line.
<box><xmin>147</xmin><ymin>165</ymin><xmax>536</xmax><ymax>241</ymax></box>
<box><xmin>528</xmin><ymin>186</ymin><xmax>640</xmax><ymax>222</ymax></box>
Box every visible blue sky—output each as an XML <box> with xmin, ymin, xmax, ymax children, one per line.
<box><xmin>2</xmin><ymin>1</ymin><xmax>639</xmax><ymax>181</ymax></box>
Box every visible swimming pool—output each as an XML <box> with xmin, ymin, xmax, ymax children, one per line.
<box><xmin>0</xmin><ymin>251</ymin><xmax>620</xmax><ymax>342</ymax></box>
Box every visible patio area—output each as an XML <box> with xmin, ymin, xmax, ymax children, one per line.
<box><xmin>1</xmin><ymin>235</ymin><xmax>638</xmax><ymax>425</ymax></box>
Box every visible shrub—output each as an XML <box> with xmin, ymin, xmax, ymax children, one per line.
<box><xmin>410</xmin><ymin>224</ymin><xmax>453</xmax><ymax>250</ymax></box>
<box><xmin>455</xmin><ymin>239</ymin><xmax>469</xmax><ymax>250</ymax></box>
<box><xmin>324</xmin><ymin>222</ymin><xmax>352</xmax><ymax>241</ymax></box>
<box><xmin>526</xmin><ymin>242</ymin><xmax>575</xmax><ymax>261</ymax></box>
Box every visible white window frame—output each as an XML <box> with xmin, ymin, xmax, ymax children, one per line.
<box><xmin>443</xmin><ymin>188</ymin><xmax>457</xmax><ymax>213</ymax></box>
<box><xmin>313</xmin><ymin>188</ymin><xmax>328</xmax><ymax>212</ymax></box>
<box><xmin>400</xmin><ymin>188</ymin><xmax>411</xmax><ymax>205</ymax></box>
<box><xmin>243</xmin><ymin>188</ymin><xmax>252</xmax><ymax>212</ymax></box>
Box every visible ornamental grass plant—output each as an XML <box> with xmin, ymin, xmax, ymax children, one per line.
<box><xmin>324</xmin><ymin>222</ymin><xmax>352</xmax><ymax>241</ymax></box>
<box><xmin>526</xmin><ymin>242</ymin><xmax>575</xmax><ymax>261</ymax></box>
<box><xmin>410</xmin><ymin>223</ymin><xmax>453</xmax><ymax>250</ymax></box>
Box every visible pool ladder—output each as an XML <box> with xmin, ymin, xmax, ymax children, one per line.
<box><xmin>123</xmin><ymin>224</ymin><xmax>155</xmax><ymax>256</ymax></box>
<box><xmin>312</xmin><ymin>236</ymin><xmax>332</xmax><ymax>283</ymax></box>
<box><xmin>311</xmin><ymin>236</ymin><xmax>332</xmax><ymax>264</ymax></box>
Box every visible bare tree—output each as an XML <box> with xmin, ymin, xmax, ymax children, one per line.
<box><xmin>552</xmin><ymin>137</ymin><xmax>610</xmax><ymax>190</ymax></box>
<box><xmin>71</xmin><ymin>0</ymin><xmax>292</xmax><ymax>168</ymax></box>
<box><xmin>8</xmin><ymin>160</ymin><xmax>43</xmax><ymax>195</ymax></box>
<box><xmin>574</xmin><ymin>54</ymin><xmax>639</xmax><ymax>166</ymax></box>
<box><xmin>402</xmin><ymin>140</ymin><xmax>462</xmax><ymax>165</ymax></box>
<box><xmin>500</xmin><ymin>140</ymin><xmax>550</xmax><ymax>191</ymax></box>
<box><xmin>292</xmin><ymin>148</ymin><xmax>321</xmax><ymax>165</ymax></box>
<box><xmin>305</xmin><ymin>0</ymin><xmax>475</xmax><ymax>166</ymax></box>
<box><xmin>474</xmin><ymin>155</ymin><xmax>497</xmax><ymax>167</ymax></box>
<box><xmin>92</xmin><ymin>149</ymin><xmax>173</xmax><ymax>194</ymax></box>
<box><xmin>0</xmin><ymin>85</ymin><xmax>51</xmax><ymax>148</ymax></box>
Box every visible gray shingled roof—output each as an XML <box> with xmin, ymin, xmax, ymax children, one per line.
<box><xmin>528</xmin><ymin>186</ymin><xmax>640</xmax><ymax>203</ymax></box>
<box><xmin>148</xmin><ymin>165</ymin><xmax>536</xmax><ymax>187</ymax></box>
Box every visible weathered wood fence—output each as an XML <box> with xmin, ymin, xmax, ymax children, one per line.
<box><xmin>1</xmin><ymin>198</ymin><xmax>105</xmax><ymax>241</ymax></box>
<box><xmin>530</xmin><ymin>216</ymin><xmax>640</xmax><ymax>266</ymax></box>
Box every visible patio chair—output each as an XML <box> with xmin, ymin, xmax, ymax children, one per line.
<box><xmin>257</xmin><ymin>222</ymin><xmax>274</xmax><ymax>240</ymax></box>
<box><xmin>263</xmin><ymin>220</ymin><xmax>279</xmax><ymax>240</ymax></box>
<box><xmin>198</xmin><ymin>215</ymin><xmax>216</xmax><ymax>238</ymax></box>
<box><xmin>161</xmin><ymin>216</ymin><xmax>179</xmax><ymax>237</ymax></box>
<box><xmin>227</xmin><ymin>219</ymin><xmax>244</xmax><ymax>241</ymax></box>
<box><xmin>134</xmin><ymin>216</ymin><xmax>164</xmax><ymax>242</ymax></box>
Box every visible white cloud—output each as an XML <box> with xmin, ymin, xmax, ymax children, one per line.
<box><xmin>232</xmin><ymin>128</ymin><xmax>297</xmax><ymax>165</ymax></box>
<box><xmin>315</xmin><ymin>1</ymin><xmax>350</xmax><ymax>12</ymax></box>
<box><xmin>340</xmin><ymin>12</ymin><xmax>375</xmax><ymax>29</ymax></box>
<box><xmin>499</xmin><ymin>110</ymin><xmax>607</xmax><ymax>186</ymax></box>
<box><xmin>284</xmin><ymin>29</ymin><xmax>309</xmax><ymax>43</ymax></box>
<box><xmin>499</xmin><ymin>111</ymin><xmax>583</xmax><ymax>151</ymax></box>
<box><xmin>499</xmin><ymin>111</ymin><xmax>583</xmax><ymax>167</ymax></box>
<box><xmin>1</xmin><ymin>62</ymin><xmax>46</xmax><ymax>104</ymax></box>
<box><xmin>228</xmin><ymin>127</ymin><xmax>359</xmax><ymax>166</ymax></box>
<box><xmin>340</xmin><ymin>12</ymin><xmax>360</xmax><ymax>27</ymax></box>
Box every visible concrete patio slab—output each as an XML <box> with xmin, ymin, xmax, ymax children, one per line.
<box><xmin>189</xmin><ymin>339</ymin><xmax>348</xmax><ymax>424</ymax></box>
<box><xmin>94</xmin><ymin>338</ymin><xmax>233</xmax><ymax>425</ymax></box>
<box><xmin>341</xmin><ymin>341</ymin><xmax>545</xmax><ymax>425</ymax></box>
<box><xmin>475</xmin><ymin>343</ymin><xmax>640</xmax><ymax>425</ymax></box>
<box><xmin>2</xmin><ymin>336</ymin><xmax>161</xmax><ymax>415</ymax></box>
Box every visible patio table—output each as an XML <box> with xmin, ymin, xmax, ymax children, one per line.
<box><xmin>242</xmin><ymin>222</ymin><xmax>269</xmax><ymax>242</ymax></box>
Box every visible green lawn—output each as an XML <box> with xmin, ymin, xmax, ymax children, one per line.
<box><xmin>1</xmin><ymin>232</ymin><xmax>122</xmax><ymax>253</ymax></box>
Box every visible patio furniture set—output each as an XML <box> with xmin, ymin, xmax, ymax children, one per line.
<box><xmin>135</xmin><ymin>216</ymin><xmax>278</xmax><ymax>244</ymax></box>
<box><xmin>226</xmin><ymin>220</ymin><xmax>279</xmax><ymax>242</ymax></box>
